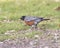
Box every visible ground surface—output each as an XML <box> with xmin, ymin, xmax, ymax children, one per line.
<box><xmin>0</xmin><ymin>0</ymin><xmax>60</xmax><ymax>48</ymax></box>
<box><xmin>0</xmin><ymin>29</ymin><xmax>60</xmax><ymax>48</ymax></box>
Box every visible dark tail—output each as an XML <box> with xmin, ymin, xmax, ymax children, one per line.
<box><xmin>43</xmin><ymin>19</ymin><xmax>50</xmax><ymax>20</ymax></box>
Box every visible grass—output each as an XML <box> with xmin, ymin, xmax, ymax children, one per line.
<box><xmin>0</xmin><ymin>0</ymin><xmax>60</xmax><ymax>41</ymax></box>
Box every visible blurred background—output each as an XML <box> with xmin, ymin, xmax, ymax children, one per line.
<box><xmin>0</xmin><ymin>0</ymin><xmax>60</xmax><ymax>43</ymax></box>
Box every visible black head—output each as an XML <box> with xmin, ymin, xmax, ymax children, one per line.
<box><xmin>20</xmin><ymin>16</ymin><xmax>26</xmax><ymax>20</ymax></box>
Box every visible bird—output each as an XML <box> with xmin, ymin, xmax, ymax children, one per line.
<box><xmin>20</xmin><ymin>16</ymin><xmax>50</xmax><ymax>29</ymax></box>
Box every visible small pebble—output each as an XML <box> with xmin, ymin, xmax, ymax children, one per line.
<box><xmin>44</xmin><ymin>46</ymin><xmax>49</xmax><ymax>48</ymax></box>
<box><xmin>34</xmin><ymin>35</ymin><xmax>39</xmax><ymax>38</ymax></box>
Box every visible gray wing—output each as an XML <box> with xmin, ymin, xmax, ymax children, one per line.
<box><xmin>24</xmin><ymin>16</ymin><xmax>37</xmax><ymax>21</ymax></box>
<box><xmin>34</xmin><ymin>18</ymin><xmax>43</xmax><ymax>24</ymax></box>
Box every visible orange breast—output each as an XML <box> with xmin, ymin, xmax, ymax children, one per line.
<box><xmin>25</xmin><ymin>20</ymin><xmax>34</xmax><ymax>26</ymax></box>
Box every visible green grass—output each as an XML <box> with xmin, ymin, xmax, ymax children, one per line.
<box><xmin>0</xmin><ymin>0</ymin><xmax>60</xmax><ymax>41</ymax></box>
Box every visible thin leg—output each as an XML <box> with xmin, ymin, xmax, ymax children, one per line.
<box><xmin>35</xmin><ymin>24</ymin><xmax>37</xmax><ymax>29</ymax></box>
<box><xmin>31</xmin><ymin>24</ymin><xmax>37</xmax><ymax>30</ymax></box>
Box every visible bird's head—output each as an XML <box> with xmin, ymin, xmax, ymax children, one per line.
<box><xmin>20</xmin><ymin>16</ymin><xmax>26</xmax><ymax>20</ymax></box>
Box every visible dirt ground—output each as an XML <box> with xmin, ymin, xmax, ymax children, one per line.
<box><xmin>0</xmin><ymin>29</ymin><xmax>60</xmax><ymax>48</ymax></box>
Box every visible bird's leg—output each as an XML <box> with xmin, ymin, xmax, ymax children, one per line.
<box><xmin>34</xmin><ymin>24</ymin><xmax>38</xmax><ymax>30</ymax></box>
<box><xmin>31</xmin><ymin>24</ymin><xmax>37</xmax><ymax>30</ymax></box>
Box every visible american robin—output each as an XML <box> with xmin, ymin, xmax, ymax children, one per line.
<box><xmin>20</xmin><ymin>16</ymin><xmax>50</xmax><ymax>29</ymax></box>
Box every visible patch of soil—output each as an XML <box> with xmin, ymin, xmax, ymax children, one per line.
<box><xmin>0</xmin><ymin>29</ymin><xmax>60</xmax><ymax>48</ymax></box>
